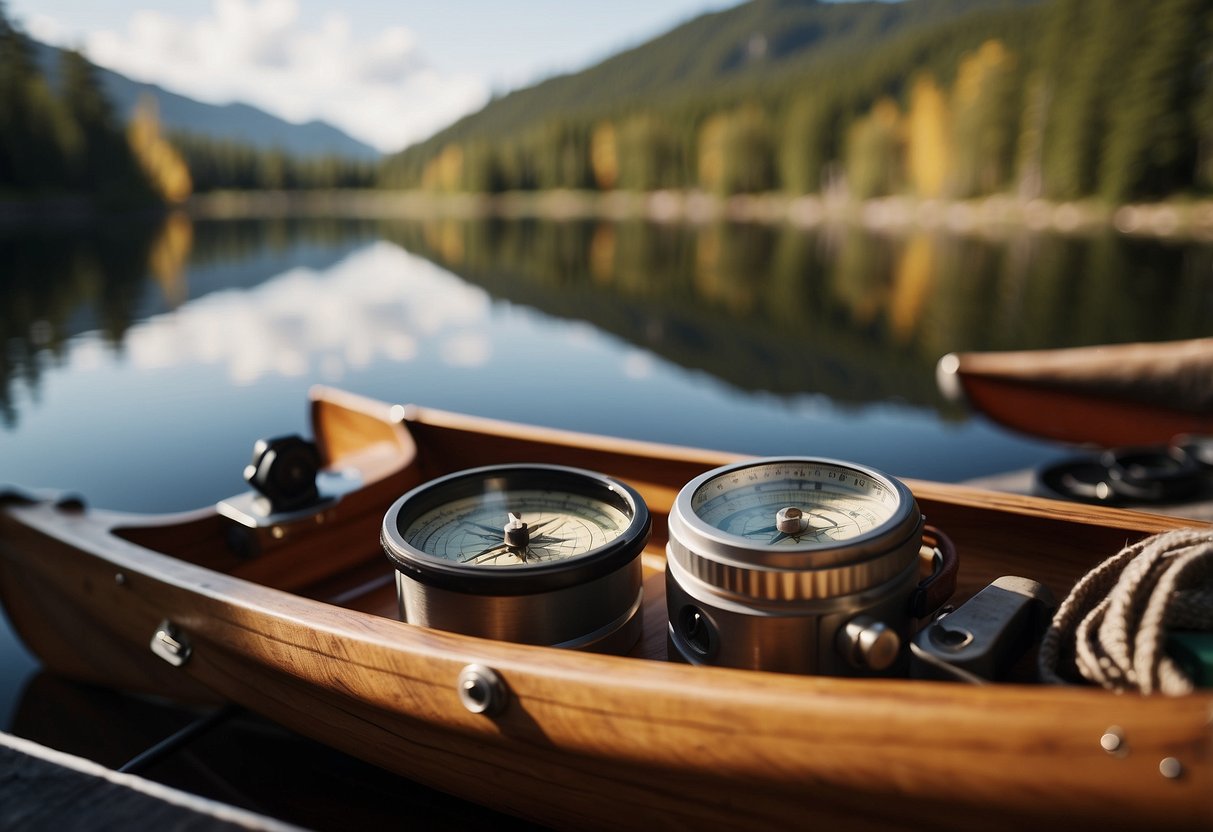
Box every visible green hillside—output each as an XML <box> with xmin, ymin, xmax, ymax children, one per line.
<box><xmin>462</xmin><ymin>0</ymin><xmax>1032</xmax><ymax>136</ymax></box>
<box><xmin>383</xmin><ymin>0</ymin><xmax>1213</xmax><ymax>204</ymax></box>
<box><xmin>384</xmin><ymin>0</ymin><xmax>1043</xmax><ymax>184</ymax></box>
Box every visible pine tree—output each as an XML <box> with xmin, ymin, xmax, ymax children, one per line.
<box><xmin>58</xmin><ymin>48</ymin><xmax>147</xmax><ymax>197</ymax></box>
<box><xmin>0</xmin><ymin>5</ymin><xmax>74</xmax><ymax>190</ymax></box>
<box><xmin>1099</xmin><ymin>0</ymin><xmax>1213</xmax><ymax>200</ymax></box>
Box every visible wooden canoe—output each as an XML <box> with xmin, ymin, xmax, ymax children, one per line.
<box><xmin>937</xmin><ymin>337</ymin><xmax>1213</xmax><ymax>447</ymax></box>
<box><xmin>0</xmin><ymin>386</ymin><xmax>1209</xmax><ymax>830</ymax></box>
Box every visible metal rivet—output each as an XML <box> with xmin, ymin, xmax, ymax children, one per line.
<box><xmin>1100</xmin><ymin>727</ymin><xmax>1124</xmax><ymax>754</ymax></box>
<box><xmin>1159</xmin><ymin>757</ymin><xmax>1183</xmax><ymax>780</ymax></box>
<box><xmin>115</xmin><ymin>573</ymin><xmax>127</xmax><ymax>586</ymax></box>
<box><xmin>457</xmin><ymin>664</ymin><xmax>507</xmax><ymax>715</ymax></box>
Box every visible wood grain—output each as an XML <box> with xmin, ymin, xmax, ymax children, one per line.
<box><xmin>0</xmin><ymin>385</ymin><xmax>1209</xmax><ymax>831</ymax></box>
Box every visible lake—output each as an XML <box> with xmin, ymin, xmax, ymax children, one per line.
<box><xmin>2</xmin><ymin>209</ymin><xmax>1211</xmax><ymax>784</ymax></box>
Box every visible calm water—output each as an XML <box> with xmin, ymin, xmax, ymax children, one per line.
<box><xmin>2</xmin><ymin>212</ymin><xmax>1212</xmax><ymax>727</ymax></box>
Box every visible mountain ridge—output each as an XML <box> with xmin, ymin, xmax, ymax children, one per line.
<box><xmin>32</xmin><ymin>40</ymin><xmax>380</xmax><ymax>161</ymax></box>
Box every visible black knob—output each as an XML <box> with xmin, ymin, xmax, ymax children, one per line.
<box><xmin>244</xmin><ymin>435</ymin><xmax>321</xmax><ymax>513</ymax></box>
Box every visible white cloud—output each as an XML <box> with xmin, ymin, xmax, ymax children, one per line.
<box><xmin>76</xmin><ymin>0</ymin><xmax>489</xmax><ymax>153</ymax></box>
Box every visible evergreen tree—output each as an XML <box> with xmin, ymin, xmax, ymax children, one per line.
<box><xmin>58</xmin><ymin>48</ymin><xmax>148</xmax><ymax>199</ymax></box>
<box><xmin>0</xmin><ymin>4</ymin><xmax>74</xmax><ymax>191</ymax></box>
<box><xmin>779</xmin><ymin>95</ymin><xmax>838</xmax><ymax>194</ymax></box>
<box><xmin>1192</xmin><ymin>9</ymin><xmax>1213</xmax><ymax>190</ymax></box>
<box><xmin>845</xmin><ymin>98</ymin><xmax>904</xmax><ymax>199</ymax></box>
<box><xmin>1099</xmin><ymin>0</ymin><xmax>1213</xmax><ymax>200</ymax></box>
<box><xmin>1038</xmin><ymin>0</ymin><xmax>1105</xmax><ymax>199</ymax></box>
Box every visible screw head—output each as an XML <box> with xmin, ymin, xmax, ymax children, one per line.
<box><xmin>1159</xmin><ymin>757</ymin><xmax>1183</xmax><ymax>780</ymax></box>
<box><xmin>457</xmin><ymin>664</ymin><xmax>507</xmax><ymax>715</ymax></box>
<box><xmin>1100</xmin><ymin>727</ymin><xmax>1124</xmax><ymax>754</ymax></box>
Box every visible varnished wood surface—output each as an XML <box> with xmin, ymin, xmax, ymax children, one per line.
<box><xmin>0</xmin><ymin>384</ymin><xmax>1210</xmax><ymax>831</ymax></box>
<box><xmin>939</xmin><ymin>338</ymin><xmax>1213</xmax><ymax>445</ymax></box>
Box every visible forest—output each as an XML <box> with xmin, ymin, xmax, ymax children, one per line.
<box><xmin>3</xmin><ymin>0</ymin><xmax>1213</xmax><ymax>205</ymax></box>
<box><xmin>381</xmin><ymin>0</ymin><xmax>1213</xmax><ymax>204</ymax></box>
<box><xmin>0</xmin><ymin>3</ymin><xmax>372</xmax><ymax>203</ymax></box>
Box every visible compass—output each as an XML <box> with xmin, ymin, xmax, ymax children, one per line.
<box><xmin>666</xmin><ymin>458</ymin><xmax>956</xmax><ymax>676</ymax></box>
<box><xmin>382</xmin><ymin>464</ymin><xmax>650</xmax><ymax>653</ymax></box>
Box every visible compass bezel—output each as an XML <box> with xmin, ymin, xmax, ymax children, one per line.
<box><xmin>382</xmin><ymin>463</ymin><xmax>651</xmax><ymax>597</ymax></box>
<box><xmin>674</xmin><ymin>457</ymin><xmax>921</xmax><ymax>570</ymax></box>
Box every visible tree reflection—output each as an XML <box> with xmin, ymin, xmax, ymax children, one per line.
<box><xmin>0</xmin><ymin>215</ymin><xmax>379</xmax><ymax>427</ymax></box>
<box><xmin>381</xmin><ymin>217</ymin><xmax>1213</xmax><ymax>410</ymax></box>
<box><xmin>4</xmin><ymin>215</ymin><xmax>1210</xmax><ymax>429</ymax></box>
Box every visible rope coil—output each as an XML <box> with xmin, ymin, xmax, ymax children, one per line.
<box><xmin>1039</xmin><ymin>528</ymin><xmax>1213</xmax><ymax>695</ymax></box>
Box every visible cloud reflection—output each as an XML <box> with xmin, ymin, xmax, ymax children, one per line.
<box><xmin>122</xmin><ymin>241</ymin><xmax>491</xmax><ymax>384</ymax></box>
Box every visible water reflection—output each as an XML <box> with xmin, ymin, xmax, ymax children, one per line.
<box><xmin>1</xmin><ymin>216</ymin><xmax>378</xmax><ymax>426</ymax></box>
<box><xmin>3</xmin><ymin>214</ymin><xmax>1211</xmax><ymax>432</ymax></box>
<box><xmin>381</xmin><ymin>218</ymin><xmax>1213</xmax><ymax>408</ymax></box>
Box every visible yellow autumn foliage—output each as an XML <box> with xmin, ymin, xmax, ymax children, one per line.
<box><xmin>951</xmin><ymin>40</ymin><xmax>1018</xmax><ymax>196</ymax></box>
<box><xmin>590</xmin><ymin>122</ymin><xmax>619</xmax><ymax>190</ymax></box>
<box><xmin>421</xmin><ymin>144</ymin><xmax>465</xmax><ymax>191</ymax></box>
<box><xmin>697</xmin><ymin>113</ymin><xmax>729</xmax><ymax>193</ymax></box>
<box><xmin>147</xmin><ymin>211</ymin><xmax>193</xmax><ymax>307</ymax></box>
<box><xmin>905</xmin><ymin>74</ymin><xmax>951</xmax><ymax>198</ymax></box>
<box><xmin>890</xmin><ymin>233</ymin><xmax>936</xmax><ymax>342</ymax></box>
<box><xmin>127</xmin><ymin>94</ymin><xmax>192</xmax><ymax>203</ymax></box>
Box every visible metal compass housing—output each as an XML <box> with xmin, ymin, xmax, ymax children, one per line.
<box><xmin>666</xmin><ymin>457</ymin><xmax>932</xmax><ymax>676</ymax></box>
<box><xmin>382</xmin><ymin>464</ymin><xmax>650</xmax><ymax>653</ymax></box>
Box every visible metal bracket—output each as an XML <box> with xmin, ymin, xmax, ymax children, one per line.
<box><xmin>150</xmin><ymin>619</ymin><xmax>192</xmax><ymax>667</ymax></box>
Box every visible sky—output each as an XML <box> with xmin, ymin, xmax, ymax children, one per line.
<box><xmin>11</xmin><ymin>0</ymin><xmax>741</xmax><ymax>154</ymax></box>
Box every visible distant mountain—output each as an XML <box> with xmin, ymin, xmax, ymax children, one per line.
<box><xmin>33</xmin><ymin>40</ymin><xmax>380</xmax><ymax>161</ymax></box>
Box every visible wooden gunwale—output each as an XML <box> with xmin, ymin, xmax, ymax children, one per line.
<box><xmin>0</xmin><ymin>385</ymin><xmax>1210</xmax><ymax>830</ymax></box>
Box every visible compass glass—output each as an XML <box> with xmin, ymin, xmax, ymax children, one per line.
<box><xmin>383</xmin><ymin>464</ymin><xmax>651</xmax><ymax>650</ymax></box>
<box><xmin>404</xmin><ymin>487</ymin><xmax>631</xmax><ymax>566</ymax></box>
<box><xmin>690</xmin><ymin>459</ymin><xmax>902</xmax><ymax>545</ymax></box>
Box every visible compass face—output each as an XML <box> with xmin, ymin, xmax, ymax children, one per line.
<box><xmin>403</xmin><ymin>488</ymin><xmax>631</xmax><ymax>567</ymax></box>
<box><xmin>382</xmin><ymin>464</ymin><xmax>651</xmax><ymax>651</ymax></box>
<box><xmin>689</xmin><ymin>460</ymin><xmax>902</xmax><ymax>546</ymax></box>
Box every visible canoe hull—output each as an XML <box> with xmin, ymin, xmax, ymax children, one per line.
<box><xmin>1</xmin><ymin>387</ymin><xmax>1210</xmax><ymax>830</ymax></box>
<box><xmin>939</xmin><ymin>338</ymin><xmax>1213</xmax><ymax>446</ymax></box>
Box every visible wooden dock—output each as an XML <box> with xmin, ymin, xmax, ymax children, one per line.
<box><xmin>1</xmin><ymin>731</ymin><xmax>302</xmax><ymax>831</ymax></box>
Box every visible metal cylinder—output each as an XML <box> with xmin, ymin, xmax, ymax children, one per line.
<box><xmin>664</xmin><ymin>457</ymin><xmax>926</xmax><ymax>676</ymax></box>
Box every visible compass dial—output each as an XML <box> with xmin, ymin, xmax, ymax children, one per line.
<box><xmin>665</xmin><ymin>457</ymin><xmax>934</xmax><ymax>674</ymax></box>
<box><xmin>382</xmin><ymin>464</ymin><xmax>651</xmax><ymax>651</ymax></box>
<box><xmin>690</xmin><ymin>460</ymin><xmax>901</xmax><ymax>546</ymax></box>
<box><xmin>404</xmin><ymin>488</ymin><xmax>631</xmax><ymax>566</ymax></box>
<box><xmin>383</xmin><ymin>463</ymin><xmax>651</xmax><ymax>593</ymax></box>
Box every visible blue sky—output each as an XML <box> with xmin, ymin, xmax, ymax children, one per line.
<box><xmin>12</xmin><ymin>0</ymin><xmax>740</xmax><ymax>152</ymax></box>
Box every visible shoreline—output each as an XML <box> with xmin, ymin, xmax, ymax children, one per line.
<box><xmin>187</xmin><ymin>189</ymin><xmax>1213</xmax><ymax>240</ymax></box>
<box><xmin>5</xmin><ymin>188</ymin><xmax>1213</xmax><ymax>240</ymax></box>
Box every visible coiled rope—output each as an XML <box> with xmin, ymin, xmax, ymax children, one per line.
<box><xmin>1039</xmin><ymin>527</ymin><xmax>1213</xmax><ymax>695</ymax></box>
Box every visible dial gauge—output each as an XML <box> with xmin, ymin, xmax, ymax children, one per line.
<box><xmin>404</xmin><ymin>488</ymin><xmax>631</xmax><ymax>567</ymax></box>
<box><xmin>382</xmin><ymin>464</ymin><xmax>650</xmax><ymax>652</ymax></box>
<box><xmin>689</xmin><ymin>460</ymin><xmax>902</xmax><ymax>547</ymax></box>
<box><xmin>665</xmin><ymin>457</ymin><xmax>948</xmax><ymax>676</ymax></box>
